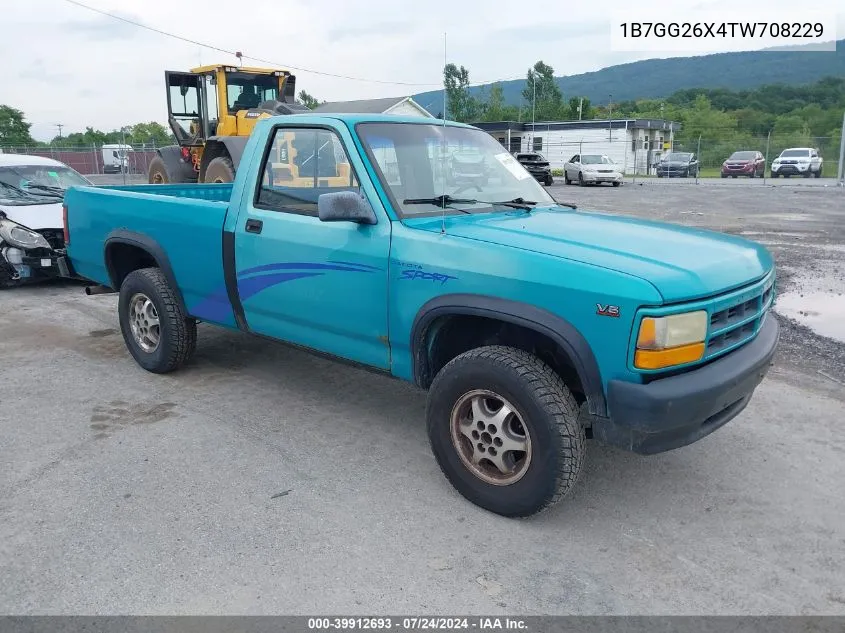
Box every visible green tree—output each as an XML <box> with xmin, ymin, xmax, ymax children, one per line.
<box><xmin>566</xmin><ymin>97</ymin><xmax>592</xmax><ymax>120</ymax></box>
<box><xmin>482</xmin><ymin>83</ymin><xmax>507</xmax><ymax>121</ymax></box>
<box><xmin>298</xmin><ymin>90</ymin><xmax>323</xmax><ymax>110</ymax></box>
<box><xmin>128</xmin><ymin>122</ymin><xmax>173</xmax><ymax>145</ymax></box>
<box><xmin>522</xmin><ymin>61</ymin><xmax>563</xmax><ymax>121</ymax></box>
<box><xmin>443</xmin><ymin>63</ymin><xmax>481</xmax><ymax>122</ymax></box>
<box><xmin>0</xmin><ymin>105</ymin><xmax>36</xmax><ymax>145</ymax></box>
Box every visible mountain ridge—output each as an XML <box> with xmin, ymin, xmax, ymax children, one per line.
<box><xmin>412</xmin><ymin>40</ymin><xmax>845</xmax><ymax>113</ymax></box>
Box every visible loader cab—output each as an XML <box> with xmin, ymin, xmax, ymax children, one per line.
<box><xmin>164</xmin><ymin>65</ymin><xmax>300</xmax><ymax>145</ymax></box>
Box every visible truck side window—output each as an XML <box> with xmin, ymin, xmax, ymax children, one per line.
<box><xmin>256</xmin><ymin>127</ymin><xmax>360</xmax><ymax>216</ymax></box>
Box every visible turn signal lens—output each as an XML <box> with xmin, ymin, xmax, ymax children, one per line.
<box><xmin>635</xmin><ymin>343</ymin><xmax>705</xmax><ymax>370</ymax></box>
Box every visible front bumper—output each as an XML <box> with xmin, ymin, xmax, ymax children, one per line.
<box><xmin>772</xmin><ymin>164</ymin><xmax>810</xmax><ymax>175</ymax></box>
<box><xmin>1</xmin><ymin>246</ymin><xmax>68</xmax><ymax>282</ymax></box>
<box><xmin>594</xmin><ymin>315</ymin><xmax>779</xmax><ymax>455</ymax></box>
<box><xmin>582</xmin><ymin>171</ymin><xmax>623</xmax><ymax>183</ymax></box>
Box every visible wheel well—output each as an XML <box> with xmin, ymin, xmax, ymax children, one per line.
<box><xmin>105</xmin><ymin>242</ymin><xmax>158</xmax><ymax>288</ymax></box>
<box><xmin>420</xmin><ymin>315</ymin><xmax>587</xmax><ymax>407</ymax></box>
<box><xmin>198</xmin><ymin>140</ymin><xmax>232</xmax><ymax>182</ymax></box>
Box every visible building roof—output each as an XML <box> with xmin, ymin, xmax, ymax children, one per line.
<box><xmin>473</xmin><ymin>119</ymin><xmax>681</xmax><ymax>132</ymax></box>
<box><xmin>314</xmin><ymin>96</ymin><xmax>433</xmax><ymax>117</ymax></box>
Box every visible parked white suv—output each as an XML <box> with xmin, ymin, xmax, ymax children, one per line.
<box><xmin>770</xmin><ymin>148</ymin><xmax>823</xmax><ymax>178</ymax></box>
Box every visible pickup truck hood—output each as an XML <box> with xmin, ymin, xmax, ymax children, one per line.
<box><xmin>0</xmin><ymin>200</ymin><xmax>63</xmax><ymax>230</ymax></box>
<box><xmin>405</xmin><ymin>208</ymin><xmax>772</xmax><ymax>303</ymax></box>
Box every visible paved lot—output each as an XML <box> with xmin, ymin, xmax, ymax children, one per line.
<box><xmin>1</xmin><ymin>182</ymin><xmax>844</xmax><ymax>615</ymax></box>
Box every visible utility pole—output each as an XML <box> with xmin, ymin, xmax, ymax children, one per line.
<box><xmin>608</xmin><ymin>94</ymin><xmax>613</xmax><ymax>141</ymax></box>
<box><xmin>55</xmin><ymin>123</ymin><xmax>64</xmax><ymax>140</ymax></box>
<box><xmin>837</xmin><ymin>111</ymin><xmax>845</xmax><ymax>186</ymax></box>
<box><xmin>531</xmin><ymin>74</ymin><xmax>536</xmax><ymax>153</ymax></box>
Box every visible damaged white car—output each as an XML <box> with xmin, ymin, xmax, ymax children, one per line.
<box><xmin>0</xmin><ymin>154</ymin><xmax>91</xmax><ymax>287</ymax></box>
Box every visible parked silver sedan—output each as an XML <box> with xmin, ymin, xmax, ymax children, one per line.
<box><xmin>563</xmin><ymin>154</ymin><xmax>623</xmax><ymax>186</ymax></box>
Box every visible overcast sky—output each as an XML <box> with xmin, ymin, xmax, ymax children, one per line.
<box><xmin>3</xmin><ymin>0</ymin><xmax>842</xmax><ymax>141</ymax></box>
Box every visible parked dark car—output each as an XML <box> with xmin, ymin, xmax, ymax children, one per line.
<box><xmin>721</xmin><ymin>151</ymin><xmax>765</xmax><ymax>178</ymax></box>
<box><xmin>656</xmin><ymin>152</ymin><xmax>699</xmax><ymax>178</ymax></box>
<box><xmin>515</xmin><ymin>152</ymin><xmax>553</xmax><ymax>186</ymax></box>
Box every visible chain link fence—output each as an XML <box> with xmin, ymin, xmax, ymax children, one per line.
<box><xmin>0</xmin><ymin>142</ymin><xmax>163</xmax><ymax>178</ymax></box>
<box><xmin>504</xmin><ymin>126</ymin><xmax>845</xmax><ymax>186</ymax></box>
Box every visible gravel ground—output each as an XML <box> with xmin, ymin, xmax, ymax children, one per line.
<box><xmin>1</xmin><ymin>180</ymin><xmax>843</xmax><ymax>616</ymax></box>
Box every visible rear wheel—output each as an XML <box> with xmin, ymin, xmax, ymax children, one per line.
<box><xmin>204</xmin><ymin>156</ymin><xmax>236</xmax><ymax>183</ymax></box>
<box><xmin>815</xmin><ymin>165</ymin><xmax>822</xmax><ymax>178</ymax></box>
<box><xmin>118</xmin><ymin>268</ymin><xmax>197</xmax><ymax>373</ymax></box>
<box><xmin>426</xmin><ymin>346</ymin><xmax>586</xmax><ymax>517</ymax></box>
<box><xmin>148</xmin><ymin>156</ymin><xmax>170</xmax><ymax>184</ymax></box>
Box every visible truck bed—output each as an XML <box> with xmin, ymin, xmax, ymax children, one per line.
<box><xmin>65</xmin><ymin>183</ymin><xmax>236</xmax><ymax>327</ymax></box>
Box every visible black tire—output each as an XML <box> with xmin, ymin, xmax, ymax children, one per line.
<box><xmin>771</xmin><ymin>172</ymin><xmax>778</xmax><ymax>178</ymax></box>
<box><xmin>426</xmin><ymin>345</ymin><xmax>585</xmax><ymax>518</ymax></box>
<box><xmin>118</xmin><ymin>267</ymin><xmax>197</xmax><ymax>374</ymax></box>
<box><xmin>803</xmin><ymin>169</ymin><xmax>811</xmax><ymax>178</ymax></box>
<box><xmin>749</xmin><ymin>171</ymin><xmax>755</xmax><ymax>178</ymax></box>
<box><xmin>148</xmin><ymin>156</ymin><xmax>170</xmax><ymax>184</ymax></box>
<box><xmin>612</xmin><ymin>181</ymin><xmax>621</xmax><ymax>187</ymax></box>
<box><xmin>204</xmin><ymin>156</ymin><xmax>236</xmax><ymax>183</ymax></box>
<box><xmin>578</xmin><ymin>172</ymin><xmax>584</xmax><ymax>186</ymax></box>
<box><xmin>814</xmin><ymin>165</ymin><xmax>822</xmax><ymax>178</ymax></box>
<box><xmin>545</xmin><ymin>175</ymin><xmax>553</xmax><ymax>186</ymax></box>
<box><xmin>721</xmin><ymin>173</ymin><xmax>727</xmax><ymax>178</ymax></box>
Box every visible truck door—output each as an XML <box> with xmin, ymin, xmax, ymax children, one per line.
<box><xmin>232</xmin><ymin>124</ymin><xmax>392</xmax><ymax>370</ymax></box>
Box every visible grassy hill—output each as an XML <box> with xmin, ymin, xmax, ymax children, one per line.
<box><xmin>413</xmin><ymin>40</ymin><xmax>845</xmax><ymax>112</ymax></box>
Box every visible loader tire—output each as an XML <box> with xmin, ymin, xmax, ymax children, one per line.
<box><xmin>205</xmin><ymin>156</ymin><xmax>236</xmax><ymax>183</ymax></box>
<box><xmin>148</xmin><ymin>156</ymin><xmax>170</xmax><ymax>184</ymax></box>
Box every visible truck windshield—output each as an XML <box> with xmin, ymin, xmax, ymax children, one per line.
<box><xmin>357</xmin><ymin>123</ymin><xmax>555</xmax><ymax>217</ymax></box>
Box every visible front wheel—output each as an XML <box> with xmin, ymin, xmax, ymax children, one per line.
<box><xmin>815</xmin><ymin>166</ymin><xmax>822</xmax><ymax>178</ymax></box>
<box><xmin>564</xmin><ymin>172</ymin><xmax>571</xmax><ymax>185</ymax></box>
<box><xmin>118</xmin><ymin>268</ymin><xmax>197</xmax><ymax>373</ymax></box>
<box><xmin>426</xmin><ymin>346</ymin><xmax>585</xmax><ymax>517</ymax></box>
<box><xmin>545</xmin><ymin>175</ymin><xmax>553</xmax><ymax>186</ymax></box>
<box><xmin>612</xmin><ymin>181</ymin><xmax>621</xmax><ymax>187</ymax></box>
<box><xmin>578</xmin><ymin>172</ymin><xmax>584</xmax><ymax>186</ymax></box>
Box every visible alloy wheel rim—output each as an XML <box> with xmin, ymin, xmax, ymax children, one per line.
<box><xmin>449</xmin><ymin>389</ymin><xmax>532</xmax><ymax>486</ymax></box>
<box><xmin>128</xmin><ymin>293</ymin><xmax>160</xmax><ymax>353</ymax></box>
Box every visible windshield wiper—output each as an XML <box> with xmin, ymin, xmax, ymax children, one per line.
<box><xmin>0</xmin><ymin>181</ymin><xmax>27</xmax><ymax>197</ymax></box>
<box><xmin>23</xmin><ymin>184</ymin><xmax>65</xmax><ymax>197</ymax></box>
<box><xmin>403</xmin><ymin>195</ymin><xmax>474</xmax><ymax>214</ymax></box>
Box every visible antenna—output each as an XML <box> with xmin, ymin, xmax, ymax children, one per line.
<box><xmin>441</xmin><ymin>31</ymin><xmax>447</xmax><ymax>234</ymax></box>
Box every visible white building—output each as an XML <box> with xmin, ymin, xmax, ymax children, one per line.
<box><xmin>314</xmin><ymin>96</ymin><xmax>434</xmax><ymax>118</ymax></box>
<box><xmin>474</xmin><ymin>119</ymin><xmax>682</xmax><ymax>175</ymax></box>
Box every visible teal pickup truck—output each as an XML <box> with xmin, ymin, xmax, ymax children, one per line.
<box><xmin>63</xmin><ymin>114</ymin><xmax>779</xmax><ymax>517</ymax></box>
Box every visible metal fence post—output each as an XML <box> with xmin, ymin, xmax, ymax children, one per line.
<box><xmin>764</xmin><ymin>132</ymin><xmax>771</xmax><ymax>185</ymax></box>
<box><xmin>837</xmin><ymin>112</ymin><xmax>844</xmax><ymax>186</ymax></box>
<box><xmin>696</xmin><ymin>135</ymin><xmax>701</xmax><ymax>184</ymax></box>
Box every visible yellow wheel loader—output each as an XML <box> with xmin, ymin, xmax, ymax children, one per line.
<box><xmin>149</xmin><ymin>64</ymin><xmax>310</xmax><ymax>184</ymax></box>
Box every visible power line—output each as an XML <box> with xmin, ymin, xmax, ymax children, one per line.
<box><xmin>60</xmin><ymin>0</ymin><xmax>440</xmax><ymax>87</ymax></box>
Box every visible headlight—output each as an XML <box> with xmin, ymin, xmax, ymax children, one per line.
<box><xmin>0</xmin><ymin>220</ymin><xmax>51</xmax><ymax>249</ymax></box>
<box><xmin>634</xmin><ymin>310</ymin><xmax>708</xmax><ymax>369</ymax></box>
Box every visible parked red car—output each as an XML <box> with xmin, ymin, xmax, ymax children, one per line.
<box><xmin>721</xmin><ymin>151</ymin><xmax>766</xmax><ymax>178</ymax></box>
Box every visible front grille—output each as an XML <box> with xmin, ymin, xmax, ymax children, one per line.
<box><xmin>705</xmin><ymin>275</ymin><xmax>774</xmax><ymax>359</ymax></box>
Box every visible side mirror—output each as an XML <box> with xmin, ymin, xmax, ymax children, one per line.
<box><xmin>317</xmin><ymin>191</ymin><xmax>377</xmax><ymax>225</ymax></box>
